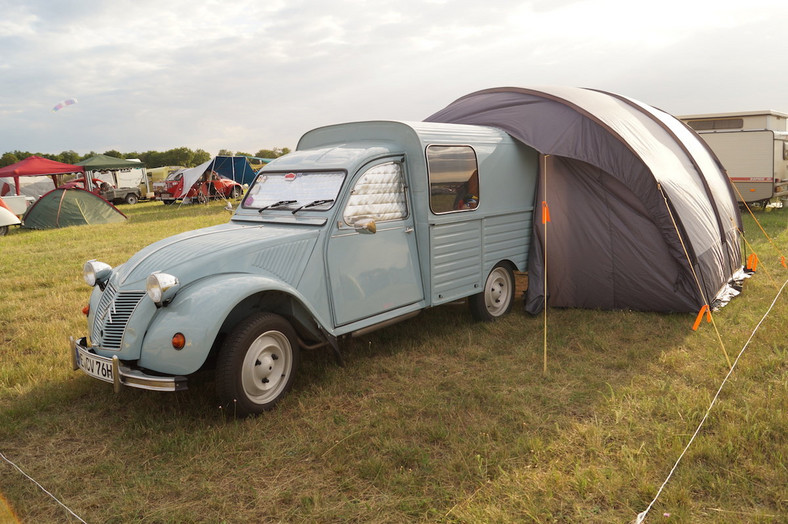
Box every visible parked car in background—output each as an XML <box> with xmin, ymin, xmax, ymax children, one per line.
<box><xmin>59</xmin><ymin>178</ymin><xmax>105</xmax><ymax>191</ymax></box>
<box><xmin>58</xmin><ymin>177</ymin><xmax>142</xmax><ymax>205</ymax></box>
<box><xmin>0</xmin><ymin>196</ymin><xmax>22</xmax><ymax>236</ymax></box>
<box><xmin>153</xmin><ymin>169</ymin><xmax>243</xmax><ymax>204</ymax></box>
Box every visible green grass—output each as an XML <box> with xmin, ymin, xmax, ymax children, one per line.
<box><xmin>0</xmin><ymin>201</ymin><xmax>786</xmax><ymax>523</ymax></box>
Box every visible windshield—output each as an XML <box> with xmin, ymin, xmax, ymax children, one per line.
<box><xmin>242</xmin><ymin>171</ymin><xmax>345</xmax><ymax>211</ymax></box>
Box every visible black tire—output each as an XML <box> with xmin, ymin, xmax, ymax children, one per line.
<box><xmin>0</xmin><ymin>225</ymin><xmax>8</xmax><ymax>237</ymax></box>
<box><xmin>162</xmin><ymin>199</ymin><xmax>175</xmax><ymax>205</ymax></box>
<box><xmin>216</xmin><ymin>312</ymin><xmax>300</xmax><ymax>416</ymax></box>
<box><xmin>230</xmin><ymin>186</ymin><xmax>243</xmax><ymax>199</ymax></box>
<box><xmin>469</xmin><ymin>262</ymin><xmax>515</xmax><ymax>321</ymax></box>
<box><xmin>125</xmin><ymin>193</ymin><xmax>139</xmax><ymax>205</ymax></box>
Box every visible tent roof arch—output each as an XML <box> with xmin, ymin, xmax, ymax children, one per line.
<box><xmin>425</xmin><ymin>86</ymin><xmax>736</xmax><ymax>247</ymax></box>
<box><xmin>425</xmin><ymin>86</ymin><xmax>742</xmax><ymax>313</ymax></box>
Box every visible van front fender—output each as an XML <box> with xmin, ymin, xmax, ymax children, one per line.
<box><xmin>137</xmin><ymin>273</ymin><xmax>326</xmax><ymax>375</ymax></box>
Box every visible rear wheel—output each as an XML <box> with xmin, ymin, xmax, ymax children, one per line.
<box><xmin>0</xmin><ymin>225</ymin><xmax>8</xmax><ymax>236</ymax></box>
<box><xmin>216</xmin><ymin>312</ymin><xmax>300</xmax><ymax>416</ymax></box>
<box><xmin>230</xmin><ymin>186</ymin><xmax>243</xmax><ymax>199</ymax></box>
<box><xmin>469</xmin><ymin>262</ymin><xmax>515</xmax><ymax>321</ymax></box>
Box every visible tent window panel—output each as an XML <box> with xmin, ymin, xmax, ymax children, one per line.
<box><xmin>343</xmin><ymin>162</ymin><xmax>407</xmax><ymax>225</ymax></box>
<box><xmin>427</xmin><ymin>145</ymin><xmax>479</xmax><ymax>214</ymax></box>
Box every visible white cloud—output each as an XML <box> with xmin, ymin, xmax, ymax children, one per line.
<box><xmin>1</xmin><ymin>0</ymin><xmax>788</xmax><ymax>155</ymax></box>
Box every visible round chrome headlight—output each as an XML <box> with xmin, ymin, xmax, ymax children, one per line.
<box><xmin>83</xmin><ymin>260</ymin><xmax>112</xmax><ymax>287</ymax></box>
<box><xmin>146</xmin><ymin>272</ymin><xmax>179</xmax><ymax>306</ymax></box>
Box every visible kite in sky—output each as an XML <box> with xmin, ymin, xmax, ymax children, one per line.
<box><xmin>52</xmin><ymin>98</ymin><xmax>78</xmax><ymax>112</ymax></box>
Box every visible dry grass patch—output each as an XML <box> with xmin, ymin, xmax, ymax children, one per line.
<box><xmin>0</xmin><ymin>201</ymin><xmax>785</xmax><ymax>522</ymax></box>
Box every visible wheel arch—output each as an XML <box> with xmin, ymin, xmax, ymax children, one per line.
<box><xmin>217</xmin><ymin>289</ymin><xmax>329</xmax><ymax>351</ymax></box>
<box><xmin>485</xmin><ymin>257</ymin><xmax>519</xmax><ymax>277</ymax></box>
<box><xmin>141</xmin><ymin>273</ymin><xmax>331</xmax><ymax>375</ymax></box>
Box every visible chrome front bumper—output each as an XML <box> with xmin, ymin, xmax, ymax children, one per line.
<box><xmin>70</xmin><ymin>336</ymin><xmax>187</xmax><ymax>393</ymax></box>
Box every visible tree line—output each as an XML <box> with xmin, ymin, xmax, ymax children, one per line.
<box><xmin>0</xmin><ymin>146</ymin><xmax>291</xmax><ymax>169</ymax></box>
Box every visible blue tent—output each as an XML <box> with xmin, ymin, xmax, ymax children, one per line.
<box><xmin>208</xmin><ymin>156</ymin><xmax>270</xmax><ymax>186</ymax></box>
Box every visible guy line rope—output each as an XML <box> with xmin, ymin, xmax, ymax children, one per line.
<box><xmin>634</xmin><ymin>277</ymin><xmax>787</xmax><ymax>523</ymax></box>
<box><xmin>0</xmin><ymin>451</ymin><xmax>88</xmax><ymax>523</ymax></box>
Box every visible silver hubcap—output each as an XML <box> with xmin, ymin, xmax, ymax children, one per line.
<box><xmin>241</xmin><ymin>330</ymin><xmax>292</xmax><ymax>404</ymax></box>
<box><xmin>485</xmin><ymin>267</ymin><xmax>512</xmax><ymax>317</ymax></box>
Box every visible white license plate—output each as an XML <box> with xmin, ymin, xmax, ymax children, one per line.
<box><xmin>76</xmin><ymin>346</ymin><xmax>114</xmax><ymax>384</ymax></box>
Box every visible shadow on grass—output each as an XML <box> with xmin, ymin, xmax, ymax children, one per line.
<box><xmin>0</xmin><ymin>298</ymin><xmax>698</xmax><ymax>523</ymax></box>
<box><xmin>2</xmin><ymin>298</ymin><xmax>694</xmax><ymax>429</ymax></box>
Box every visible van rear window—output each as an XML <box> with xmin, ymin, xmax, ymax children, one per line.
<box><xmin>426</xmin><ymin>145</ymin><xmax>479</xmax><ymax>214</ymax></box>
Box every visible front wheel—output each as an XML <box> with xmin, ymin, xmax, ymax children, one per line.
<box><xmin>216</xmin><ymin>312</ymin><xmax>300</xmax><ymax>416</ymax></box>
<box><xmin>125</xmin><ymin>193</ymin><xmax>139</xmax><ymax>205</ymax></box>
<box><xmin>469</xmin><ymin>263</ymin><xmax>515</xmax><ymax>321</ymax></box>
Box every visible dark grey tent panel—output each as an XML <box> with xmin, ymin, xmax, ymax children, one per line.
<box><xmin>525</xmin><ymin>156</ymin><xmax>699</xmax><ymax>312</ymax></box>
<box><xmin>426</xmin><ymin>86</ymin><xmax>742</xmax><ymax>313</ymax></box>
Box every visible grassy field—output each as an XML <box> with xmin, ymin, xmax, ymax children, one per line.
<box><xmin>0</xmin><ymin>200</ymin><xmax>786</xmax><ymax>523</ymax></box>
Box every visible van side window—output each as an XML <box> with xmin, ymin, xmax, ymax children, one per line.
<box><xmin>427</xmin><ymin>145</ymin><xmax>479</xmax><ymax>214</ymax></box>
<box><xmin>343</xmin><ymin>162</ymin><xmax>407</xmax><ymax>226</ymax></box>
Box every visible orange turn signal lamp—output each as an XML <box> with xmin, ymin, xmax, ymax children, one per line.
<box><xmin>172</xmin><ymin>333</ymin><xmax>186</xmax><ymax>350</ymax></box>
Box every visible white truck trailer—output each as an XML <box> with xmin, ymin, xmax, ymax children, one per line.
<box><xmin>680</xmin><ymin>110</ymin><xmax>788</xmax><ymax>206</ymax></box>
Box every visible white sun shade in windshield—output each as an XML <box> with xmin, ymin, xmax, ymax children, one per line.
<box><xmin>244</xmin><ymin>171</ymin><xmax>345</xmax><ymax>209</ymax></box>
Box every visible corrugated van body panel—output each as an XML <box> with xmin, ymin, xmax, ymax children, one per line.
<box><xmin>482</xmin><ymin>211</ymin><xmax>531</xmax><ymax>269</ymax></box>
<box><xmin>430</xmin><ymin>220</ymin><xmax>482</xmax><ymax>303</ymax></box>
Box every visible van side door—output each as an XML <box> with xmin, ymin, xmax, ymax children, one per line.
<box><xmin>326</xmin><ymin>159</ymin><xmax>424</xmax><ymax>327</ymax></box>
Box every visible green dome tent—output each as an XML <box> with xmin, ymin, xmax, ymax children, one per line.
<box><xmin>23</xmin><ymin>188</ymin><xmax>127</xmax><ymax>230</ymax></box>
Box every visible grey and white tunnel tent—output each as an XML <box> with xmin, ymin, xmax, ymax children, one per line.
<box><xmin>426</xmin><ymin>87</ymin><xmax>743</xmax><ymax>313</ymax></box>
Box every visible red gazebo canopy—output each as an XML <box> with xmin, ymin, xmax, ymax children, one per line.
<box><xmin>0</xmin><ymin>156</ymin><xmax>83</xmax><ymax>196</ymax></box>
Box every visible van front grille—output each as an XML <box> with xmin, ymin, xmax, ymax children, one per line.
<box><xmin>91</xmin><ymin>283</ymin><xmax>146</xmax><ymax>350</ymax></box>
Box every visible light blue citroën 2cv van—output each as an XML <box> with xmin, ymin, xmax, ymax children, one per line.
<box><xmin>72</xmin><ymin>120</ymin><xmax>539</xmax><ymax>415</ymax></box>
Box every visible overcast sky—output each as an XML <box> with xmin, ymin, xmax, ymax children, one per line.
<box><xmin>1</xmin><ymin>0</ymin><xmax>786</xmax><ymax>157</ymax></box>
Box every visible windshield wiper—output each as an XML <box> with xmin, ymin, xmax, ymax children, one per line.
<box><xmin>291</xmin><ymin>199</ymin><xmax>335</xmax><ymax>214</ymax></box>
<box><xmin>258</xmin><ymin>200</ymin><xmax>297</xmax><ymax>213</ymax></box>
